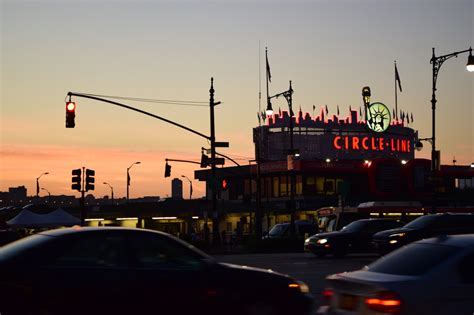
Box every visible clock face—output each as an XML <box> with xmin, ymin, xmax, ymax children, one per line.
<box><xmin>367</xmin><ymin>102</ymin><xmax>391</xmax><ymax>133</ymax></box>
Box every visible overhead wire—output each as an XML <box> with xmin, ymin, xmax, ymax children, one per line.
<box><xmin>79</xmin><ymin>93</ymin><xmax>209</xmax><ymax>107</ymax></box>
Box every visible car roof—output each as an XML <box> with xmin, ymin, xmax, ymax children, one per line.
<box><xmin>418</xmin><ymin>234</ymin><xmax>474</xmax><ymax>248</ymax></box>
<box><xmin>38</xmin><ymin>226</ymin><xmax>170</xmax><ymax>237</ymax></box>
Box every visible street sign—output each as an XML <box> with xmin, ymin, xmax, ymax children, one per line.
<box><xmin>214</xmin><ymin>142</ymin><xmax>229</xmax><ymax>148</ymax></box>
<box><xmin>208</xmin><ymin>158</ymin><xmax>225</xmax><ymax>165</ymax></box>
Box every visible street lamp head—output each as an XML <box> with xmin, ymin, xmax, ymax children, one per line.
<box><xmin>136</xmin><ymin>161</ymin><xmax>141</xmax><ymax>165</ymax></box>
<box><xmin>265</xmin><ymin>100</ymin><xmax>273</xmax><ymax>116</ymax></box>
<box><xmin>415</xmin><ymin>141</ymin><xmax>424</xmax><ymax>151</ymax></box>
<box><xmin>362</xmin><ymin>86</ymin><xmax>371</xmax><ymax>106</ymax></box>
<box><xmin>466</xmin><ymin>48</ymin><xmax>474</xmax><ymax>72</ymax></box>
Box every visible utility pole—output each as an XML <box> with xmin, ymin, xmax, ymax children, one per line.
<box><xmin>209</xmin><ymin>77</ymin><xmax>221</xmax><ymax>246</ymax></box>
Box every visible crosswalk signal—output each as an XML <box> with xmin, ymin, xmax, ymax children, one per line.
<box><xmin>221</xmin><ymin>179</ymin><xmax>228</xmax><ymax>191</ymax></box>
<box><xmin>71</xmin><ymin>168</ymin><xmax>82</xmax><ymax>191</ymax></box>
<box><xmin>66</xmin><ymin>102</ymin><xmax>76</xmax><ymax>128</ymax></box>
<box><xmin>164</xmin><ymin>163</ymin><xmax>171</xmax><ymax>177</ymax></box>
<box><xmin>85</xmin><ymin>169</ymin><xmax>95</xmax><ymax>191</ymax></box>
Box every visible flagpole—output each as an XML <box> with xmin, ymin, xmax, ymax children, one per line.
<box><xmin>266</xmin><ymin>47</ymin><xmax>270</xmax><ymax>113</ymax></box>
<box><xmin>259</xmin><ymin>41</ymin><xmax>261</xmax><ymax>124</ymax></box>
<box><xmin>395</xmin><ymin>60</ymin><xmax>398</xmax><ymax>121</ymax></box>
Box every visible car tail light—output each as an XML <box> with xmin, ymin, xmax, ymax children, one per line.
<box><xmin>322</xmin><ymin>288</ymin><xmax>334</xmax><ymax>305</ymax></box>
<box><xmin>365</xmin><ymin>291</ymin><xmax>401</xmax><ymax>313</ymax></box>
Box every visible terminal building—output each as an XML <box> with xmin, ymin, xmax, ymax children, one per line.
<box><xmin>194</xmin><ymin>97</ymin><xmax>474</xmax><ymax>236</ymax></box>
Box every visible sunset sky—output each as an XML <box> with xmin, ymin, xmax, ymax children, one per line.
<box><xmin>1</xmin><ymin>0</ymin><xmax>473</xmax><ymax>199</ymax></box>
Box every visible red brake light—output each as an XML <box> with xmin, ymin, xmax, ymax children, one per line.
<box><xmin>365</xmin><ymin>291</ymin><xmax>401</xmax><ymax>313</ymax></box>
<box><xmin>322</xmin><ymin>288</ymin><xmax>334</xmax><ymax>305</ymax></box>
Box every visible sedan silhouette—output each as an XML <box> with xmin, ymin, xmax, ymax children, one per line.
<box><xmin>0</xmin><ymin>227</ymin><xmax>314</xmax><ymax>315</ymax></box>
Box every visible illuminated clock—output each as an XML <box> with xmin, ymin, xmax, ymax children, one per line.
<box><xmin>366</xmin><ymin>102</ymin><xmax>391</xmax><ymax>133</ymax></box>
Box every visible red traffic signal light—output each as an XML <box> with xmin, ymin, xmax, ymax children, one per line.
<box><xmin>66</xmin><ymin>102</ymin><xmax>76</xmax><ymax>128</ymax></box>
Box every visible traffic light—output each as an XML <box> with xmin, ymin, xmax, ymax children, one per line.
<box><xmin>71</xmin><ymin>168</ymin><xmax>81</xmax><ymax>191</ymax></box>
<box><xmin>164</xmin><ymin>163</ymin><xmax>171</xmax><ymax>177</ymax></box>
<box><xmin>66</xmin><ymin>102</ymin><xmax>76</xmax><ymax>128</ymax></box>
<box><xmin>200</xmin><ymin>154</ymin><xmax>209</xmax><ymax>168</ymax></box>
<box><xmin>85</xmin><ymin>169</ymin><xmax>95</xmax><ymax>191</ymax></box>
<box><xmin>221</xmin><ymin>179</ymin><xmax>228</xmax><ymax>191</ymax></box>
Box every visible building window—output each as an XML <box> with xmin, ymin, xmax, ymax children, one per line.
<box><xmin>265</xmin><ymin>177</ymin><xmax>272</xmax><ymax>197</ymax></box>
<box><xmin>273</xmin><ymin>177</ymin><xmax>279</xmax><ymax>197</ymax></box>
<box><xmin>296</xmin><ymin>175</ymin><xmax>303</xmax><ymax>195</ymax></box>
<box><xmin>316</xmin><ymin>177</ymin><xmax>325</xmax><ymax>194</ymax></box>
<box><xmin>280</xmin><ymin>176</ymin><xmax>288</xmax><ymax>197</ymax></box>
<box><xmin>324</xmin><ymin>179</ymin><xmax>335</xmax><ymax>195</ymax></box>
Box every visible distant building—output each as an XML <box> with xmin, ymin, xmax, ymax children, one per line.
<box><xmin>171</xmin><ymin>178</ymin><xmax>183</xmax><ymax>200</ymax></box>
<box><xmin>8</xmin><ymin>186</ymin><xmax>27</xmax><ymax>203</ymax></box>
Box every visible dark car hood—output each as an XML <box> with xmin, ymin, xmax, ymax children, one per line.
<box><xmin>309</xmin><ymin>231</ymin><xmax>349</xmax><ymax>240</ymax></box>
<box><xmin>373</xmin><ymin>227</ymin><xmax>413</xmax><ymax>238</ymax></box>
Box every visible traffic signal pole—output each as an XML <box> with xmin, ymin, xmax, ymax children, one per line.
<box><xmin>209</xmin><ymin>78</ymin><xmax>220</xmax><ymax>246</ymax></box>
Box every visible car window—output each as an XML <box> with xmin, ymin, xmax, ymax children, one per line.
<box><xmin>128</xmin><ymin>233</ymin><xmax>205</xmax><ymax>271</ymax></box>
<box><xmin>368</xmin><ymin>243</ymin><xmax>461</xmax><ymax>276</ymax></box>
<box><xmin>50</xmin><ymin>233</ymin><xmax>127</xmax><ymax>268</ymax></box>
<box><xmin>404</xmin><ymin>215</ymin><xmax>438</xmax><ymax>229</ymax></box>
<box><xmin>269</xmin><ymin>224</ymin><xmax>288</xmax><ymax>236</ymax></box>
<box><xmin>458</xmin><ymin>252</ymin><xmax>474</xmax><ymax>283</ymax></box>
<box><xmin>341</xmin><ymin>220</ymin><xmax>367</xmax><ymax>232</ymax></box>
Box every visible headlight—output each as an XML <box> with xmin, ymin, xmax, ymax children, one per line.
<box><xmin>305</xmin><ymin>238</ymin><xmax>315</xmax><ymax>244</ymax></box>
<box><xmin>288</xmin><ymin>282</ymin><xmax>310</xmax><ymax>293</ymax></box>
<box><xmin>317</xmin><ymin>238</ymin><xmax>328</xmax><ymax>244</ymax></box>
<box><xmin>389</xmin><ymin>233</ymin><xmax>406</xmax><ymax>238</ymax></box>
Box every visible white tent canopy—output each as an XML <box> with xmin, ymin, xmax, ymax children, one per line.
<box><xmin>7</xmin><ymin>208</ymin><xmax>80</xmax><ymax>228</ymax></box>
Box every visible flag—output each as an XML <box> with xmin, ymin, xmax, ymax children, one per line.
<box><xmin>337</xmin><ymin>105</ymin><xmax>340</xmax><ymax>116</ymax></box>
<box><xmin>411</xmin><ymin>113</ymin><xmax>414</xmax><ymax>123</ymax></box>
<box><xmin>359</xmin><ymin>106</ymin><xmax>362</xmax><ymax>117</ymax></box>
<box><xmin>325</xmin><ymin>105</ymin><xmax>329</xmax><ymax>115</ymax></box>
<box><xmin>266</xmin><ymin>49</ymin><xmax>272</xmax><ymax>83</ymax></box>
<box><xmin>395</xmin><ymin>63</ymin><xmax>402</xmax><ymax>92</ymax></box>
<box><xmin>312</xmin><ymin>105</ymin><xmax>316</xmax><ymax>112</ymax></box>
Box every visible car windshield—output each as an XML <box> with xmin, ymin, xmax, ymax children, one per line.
<box><xmin>269</xmin><ymin>224</ymin><xmax>288</xmax><ymax>236</ymax></box>
<box><xmin>404</xmin><ymin>215</ymin><xmax>438</xmax><ymax>229</ymax></box>
<box><xmin>341</xmin><ymin>220</ymin><xmax>367</xmax><ymax>232</ymax></box>
<box><xmin>368</xmin><ymin>242</ymin><xmax>461</xmax><ymax>276</ymax></box>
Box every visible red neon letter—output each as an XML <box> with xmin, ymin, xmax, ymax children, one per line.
<box><xmin>391</xmin><ymin>139</ymin><xmax>396</xmax><ymax>151</ymax></box>
<box><xmin>401</xmin><ymin>140</ymin><xmax>407</xmax><ymax>152</ymax></box>
<box><xmin>333</xmin><ymin>136</ymin><xmax>342</xmax><ymax>149</ymax></box>
<box><xmin>344</xmin><ymin>136</ymin><xmax>349</xmax><ymax>150</ymax></box>
<box><xmin>362</xmin><ymin>137</ymin><xmax>369</xmax><ymax>150</ymax></box>
<box><xmin>352</xmin><ymin>137</ymin><xmax>360</xmax><ymax>150</ymax></box>
<box><xmin>371</xmin><ymin>137</ymin><xmax>377</xmax><ymax>150</ymax></box>
<box><xmin>379</xmin><ymin>138</ymin><xmax>384</xmax><ymax>151</ymax></box>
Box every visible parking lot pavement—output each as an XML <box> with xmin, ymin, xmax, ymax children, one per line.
<box><xmin>213</xmin><ymin>252</ymin><xmax>378</xmax><ymax>308</ymax></box>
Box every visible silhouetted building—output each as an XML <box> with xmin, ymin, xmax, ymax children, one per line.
<box><xmin>171</xmin><ymin>178</ymin><xmax>183</xmax><ymax>200</ymax></box>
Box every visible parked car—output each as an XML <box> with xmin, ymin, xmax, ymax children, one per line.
<box><xmin>0</xmin><ymin>227</ymin><xmax>314</xmax><ymax>315</ymax></box>
<box><xmin>304</xmin><ymin>219</ymin><xmax>403</xmax><ymax>257</ymax></box>
<box><xmin>264</xmin><ymin>220</ymin><xmax>319</xmax><ymax>240</ymax></box>
<box><xmin>318</xmin><ymin>234</ymin><xmax>474</xmax><ymax>315</ymax></box>
<box><xmin>372</xmin><ymin>213</ymin><xmax>474</xmax><ymax>254</ymax></box>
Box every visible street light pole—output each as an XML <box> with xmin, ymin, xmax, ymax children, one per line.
<box><xmin>41</xmin><ymin>187</ymin><xmax>51</xmax><ymax>203</ymax></box>
<box><xmin>181</xmin><ymin>175</ymin><xmax>193</xmax><ymax>200</ymax></box>
<box><xmin>103</xmin><ymin>182</ymin><xmax>114</xmax><ymax>203</ymax></box>
<box><xmin>36</xmin><ymin>172</ymin><xmax>49</xmax><ymax>198</ymax></box>
<box><xmin>266</xmin><ymin>81</ymin><xmax>296</xmax><ymax>237</ymax></box>
<box><xmin>127</xmin><ymin>161</ymin><xmax>141</xmax><ymax>202</ymax></box>
<box><xmin>429</xmin><ymin>47</ymin><xmax>474</xmax><ymax>213</ymax></box>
